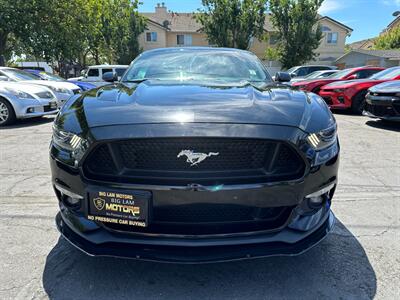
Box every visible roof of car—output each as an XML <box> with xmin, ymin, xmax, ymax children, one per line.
<box><xmin>142</xmin><ymin>47</ymin><xmax>253</xmax><ymax>55</ymax></box>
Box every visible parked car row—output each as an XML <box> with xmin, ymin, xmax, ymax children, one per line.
<box><xmin>0</xmin><ymin>64</ymin><xmax>130</xmax><ymax>126</ymax></box>
<box><xmin>0</xmin><ymin>67</ymin><xmax>85</xmax><ymax>126</ymax></box>
<box><xmin>0</xmin><ymin>81</ymin><xmax>59</xmax><ymax>125</ymax></box>
<box><xmin>285</xmin><ymin>66</ymin><xmax>400</xmax><ymax>118</ymax></box>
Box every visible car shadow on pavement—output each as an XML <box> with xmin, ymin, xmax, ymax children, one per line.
<box><xmin>42</xmin><ymin>219</ymin><xmax>376</xmax><ymax>300</ymax></box>
<box><xmin>0</xmin><ymin>116</ymin><xmax>55</xmax><ymax>130</ymax></box>
<box><xmin>366</xmin><ymin>120</ymin><xmax>400</xmax><ymax>132</ymax></box>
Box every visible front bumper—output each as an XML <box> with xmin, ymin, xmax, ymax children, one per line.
<box><xmin>319</xmin><ymin>90</ymin><xmax>350</xmax><ymax>109</ymax></box>
<box><xmin>56</xmin><ymin>209</ymin><xmax>335</xmax><ymax>263</ymax></box>
<box><xmin>364</xmin><ymin>94</ymin><xmax>400</xmax><ymax>121</ymax></box>
<box><xmin>50</xmin><ymin>123</ymin><xmax>339</xmax><ymax>263</ymax></box>
<box><xmin>12</xmin><ymin>97</ymin><xmax>59</xmax><ymax>119</ymax></box>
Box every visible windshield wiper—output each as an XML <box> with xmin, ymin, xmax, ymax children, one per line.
<box><xmin>122</xmin><ymin>78</ymin><xmax>151</xmax><ymax>83</ymax></box>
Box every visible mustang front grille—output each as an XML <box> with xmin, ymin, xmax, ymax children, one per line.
<box><xmin>83</xmin><ymin>138</ymin><xmax>306</xmax><ymax>185</ymax></box>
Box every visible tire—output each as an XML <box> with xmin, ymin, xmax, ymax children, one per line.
<box><xmin>351</xmin><ymin>90</ymin><xmax>368</xmax><ymax>115</ymax></box>
<box><xmin>0</xmin><ymin>97</ymin><xmax>16</xmax><ymax>126</ymax></box>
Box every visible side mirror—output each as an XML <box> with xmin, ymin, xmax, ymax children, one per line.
<box><xmin>275</xmin><ymin>72</ymin><xmax>291</xmax><ymax>83</ymax></box>
<box><xmin>0</xmin><ymin>75</ymin><xmax>9</xmax><ymax>81</ymax></box>
<box><xmin>80</xmin><ymin>70</ymin><xmax>86</xmax><ymax>76</ymax></box>
<box><xmin>102</xmin><ymin>71</ymin><xmax>118</xmax><ymax>82</ymax></box>
<box><xmin>290</xmin><ymin>73</ymin><xmax>297</xmax><ymax>78</ymax></box>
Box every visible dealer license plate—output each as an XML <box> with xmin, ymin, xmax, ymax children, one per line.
<box><xmin>87</xmin><ymin>189</ymin><xmax>150</xmax><ymax>227</ymax></box>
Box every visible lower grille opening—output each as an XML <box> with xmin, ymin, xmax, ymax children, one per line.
<box><xmin>103</xmin><ymin>205</ymin><xmax>295</xmax><ymax>235</ymax></box>
<box><xmin>83</xmin><ymin>138</ymin><xmax>306</xmax><ymax>185</ymax></box>
<box><xmin>365</xmin><ymin>103</ymin><xmax>397</xmax><ymax>117</ymax></box>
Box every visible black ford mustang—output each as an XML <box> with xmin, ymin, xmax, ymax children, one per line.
<box><xmin>51</xmin><ymin>47</ymin><xmax>339</xmax><ymax>263</ymax></box>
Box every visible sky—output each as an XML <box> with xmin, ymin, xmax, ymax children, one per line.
<box><xmin>138</xmin><ymin>0</ymin><xmax>400</xmax><ymax>44</ymax></box>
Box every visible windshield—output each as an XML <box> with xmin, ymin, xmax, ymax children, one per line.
<box><xmin>327</xmin><ymin>69</ymin><xmax>354</xmax><ymax>79</ymax></box>
<box><xmin>2</xmin><ymin>69</ymin><xmax>39</xmax><ymax>81</ymax></box>
<box><xmin>370</xmin><ymin>67</ymin><xmax>400</xmax><ymax>80</ymax></box>
<box><xmin>39</xmin><ymin>72</ymin><xmax>65</xmax><ymax>81</ymax></box>
<box><xmin>304</xmin><ymin>71</ymin><xmax>332</xmax><ymax>79</ymax></box>
<box><xmin>122</xmin><ymin>49</ymin><xmax>271</xmax><ymax>84</ymax></box>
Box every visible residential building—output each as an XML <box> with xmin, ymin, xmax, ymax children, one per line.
<box><xmin>348</xmin><ymin>38</ymin><xmax>375</xmax><ymax>51</ymax></box>
<box><xmin>335</xmin><ymin>49</ymin><xmax>400</xmax><ymax>68</ymax></box>
<box><xmin>139</xmin><ymin>3</ymin><xmax>353</xmax><ymax>66</ymax></box>
<box><xmin>382</xmin><ymin>14</ymin><xmax>400</xmax><ymax>34</ymax></box>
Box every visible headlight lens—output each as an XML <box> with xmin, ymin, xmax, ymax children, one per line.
<box><xmin>52</xmin><ymin>126</ymin><xmax>89</xmax><ymax>166</ymax></box>
<box><xmin>4</xmin><ymin>87</ymin><xmax>34</xmax><ymax>99</ymax></box>
<box><xmin>307</xmin><ymin>124</ymin><xmax>337</xmax><ymax>150</ymax></box>
<box><xmin>51</xmin><ymin>87</ymin><xmax>72</xmax><ymax>94</ymax></box>
<box><xmin>333</xmin><ymin>88</ymin><xmax>345</xmax><ymax>93</ymax></box>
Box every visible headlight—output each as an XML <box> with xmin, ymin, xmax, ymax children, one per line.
<box><xmin>307</xmin><ymin>124</ymin><xmax>337</xmax><ymax>150</ymax></box>
<box><xmin>333</xmin><ymin>88</ymin><xmax>345</xmax><ymax>93</ymax></box>
<box><xmin>52</xmin><ymin>126</ymin><xmax>89</xmax><ymax>166</ymax></box>
<box><xmin>4</xmin><ymin>87</ymin><xmax>34</xmax><ymax>99</ymax></box>
<box><xmin>51</xmin><ymin>87</ymin><xmax>72</xmax><ymax>94</ymax></box>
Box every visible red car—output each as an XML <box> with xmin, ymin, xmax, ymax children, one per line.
<box><xmin>291</xmin><ymin>67</ymin><xmax>384</xmax><ymax>94</ymax></box>
<box><xmin>319</xmin><ymin>67</ymin><xmax>400</xmax><ymax>114</ymax></box>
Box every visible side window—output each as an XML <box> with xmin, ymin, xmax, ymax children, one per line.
<box><xmin>367</xmin><ymin>69</ymin><xmax>382</xmax><ymax>77</ymax></box>
<box><xmin>87</xmin><ymin>68</ymin><xmax>99</xmax><ymax>77</ymax></box>
<box><xmin>115</xmin><ymin>68</ymin><xmax>127</xmax><ymax>77</ymax></box>
<box><xmin>353</xmin><ymin>70</ymin><xmax>376</xmax><ymax>79</ymax></box>
<box><xmin>102</xmin><ymin>68</ymin><xmax>112</xmax><ymax>75</ymax></box>
<box><xmin>309</xmin><ymin>66</ymin><xmax>328</xmax><ymax>73</ymax></box>
<box><xmin>296</xmin><ymin>67</ymin><xmax>309</xmax><ymax>76</ymax></box>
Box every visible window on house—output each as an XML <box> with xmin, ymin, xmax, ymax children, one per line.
<box><xmin>177</xmin><ymin>34</ymin><xmax>192</xmax><ymax>46</ymax></box>
<box><xmin>269</xmin><ymin>33</ymin><xmax>279</xmax><ymax>45</ymax></box>
<box><xmin>327</xmin><ymin>32</ymin><xmax>338</xmax><ymax>44</ymax></box>
<box><xmin>146</xmin><ymin>32</ymin><xmax>157</xmax><ymax>42</ymax></box>
<box><xmin>321</xmin><ymin>26</ymin><xmax>332</xmax><ymax>32</ymax></box>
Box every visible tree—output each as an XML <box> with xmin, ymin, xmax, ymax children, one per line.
<box><xmin>0</xmin><ymin>0</ymin><xmax>145</xmax><ymax>67</ymax></box>
<box><xmin>269</xmin><ymin>0</ymin><xmax>323</xmax><ymax>69</ymax></box>
<box><xmin>196</xmin><ymin>0</ymin><xmax>268</xmax><ymax>49</ymax></box>
<box><xmin>0</xmin><ymin>0</ymin><xmax>34</xmax><ymax>66</ymax></box>
<box><xmin>374</xmin><ymin>27</ymin><xmax>400</xmax><ymax>50</ymax></box>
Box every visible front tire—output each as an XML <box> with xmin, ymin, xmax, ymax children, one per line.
<box><xmin>351</xmin><ymin>90</ymin><xmax>368</xmax><ymax>115</ymax></box>
<box><xmin>0</xmin><ymin>98</ymin><xmax>16</xmax><ymax>126</ymax></box>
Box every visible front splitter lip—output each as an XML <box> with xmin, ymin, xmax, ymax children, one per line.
<box><xmin>55</xmin><ymin>211</ymin><xmax>335</xmax><ymax>264</ymax></box>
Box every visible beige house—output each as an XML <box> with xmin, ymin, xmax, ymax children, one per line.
<box><xmin>382</xmin><ymin>15</ymin><xmax>400</xmax><ymax>33</ymax></box>
<box><xmin>139</xmin><ymin>3</ymin><xmax>352</xmax><ymax>66</ymax></box>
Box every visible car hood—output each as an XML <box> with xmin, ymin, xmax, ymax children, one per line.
<box><xmin>21</xmin><ymin>80</ymin><xmax>80</xmax><ymax>91</ymax></box>
<box><xmin>323</xmin><ymin>78</ymin><xmax>379</xmax><ymax>89</ymax></box>
<box><xmin>292</xmin><ymin>78</ymin><xmax>338</xmax><ymax>86</ymax></box>
<box><xmin>0</xmin><ymin>81</ymin><xmax>54</xmax><ymax>95</ymax></box>
<box><xmin>369</xmin><ymin>80</ymin><xmax>400</xmax><ymax>93</ymax></box>
<box><xmin>58</xmin><ymin>81</ymin><xmax>335</xmax><ymax>134</ymax></box>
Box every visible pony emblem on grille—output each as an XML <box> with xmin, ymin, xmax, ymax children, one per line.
<box><xmin>177</xmin><ymin>150</ymin><xmax>219</xmax><ymax>166</ymax></box>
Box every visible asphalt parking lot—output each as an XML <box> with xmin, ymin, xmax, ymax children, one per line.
<box><xmin>0</xmin><ymin>113</ymin><xmax>399</xmax><ymax>300</ymax></box>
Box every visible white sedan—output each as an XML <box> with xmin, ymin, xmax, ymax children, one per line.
<box><xmin>0</xmin><ymin>82</ymin><xmax>58</xmax><ymax>126</ymax></box>
<box><xmin>0</xmin><ymin>67</ymin><xmax>80</xmax><ymax>105</ymax></box>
